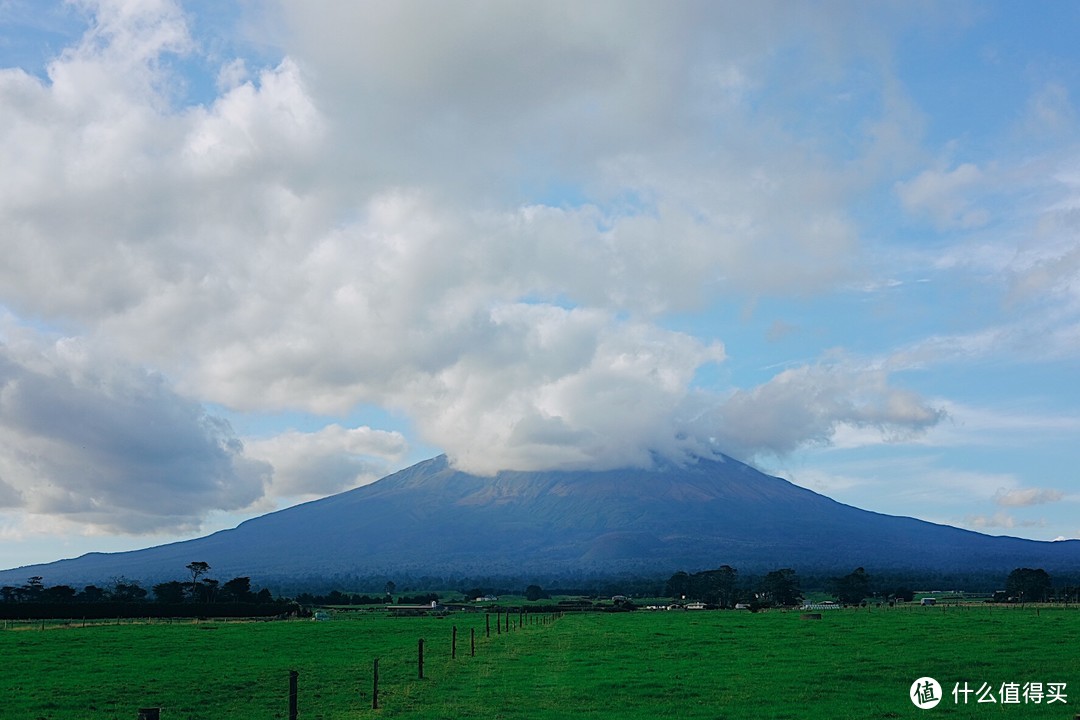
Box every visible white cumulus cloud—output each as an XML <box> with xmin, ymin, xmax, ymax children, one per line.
<box><xmin>0</xmin><ymin>0</ymin><xmax>960</xmax><ymax>540</ymax></box>
<box><xmin>705</xmin><ymin>364</ymin><xmax>945</xmax><ymax>459</ymax></box>
<box><xmin>244</xmin><ymin>424</ymin><xmax>408</xmax><ymax>501</ymax></box>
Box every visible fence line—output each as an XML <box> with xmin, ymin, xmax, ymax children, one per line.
<box><xmin>5</xmin><ymin>608</ymin><xmax>566</xmax><ymax>717</ymax></box>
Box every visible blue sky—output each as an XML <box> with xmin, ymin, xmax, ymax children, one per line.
<box><xmin>0</xmin><ymin>1</ymin><xmax>1078</xmax><ymax>571</ymax></box>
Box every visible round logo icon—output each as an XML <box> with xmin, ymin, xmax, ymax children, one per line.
<box><xmin>910</xmin><ymin>677</ymin><xmax>942</xmax><ymax>709</ymax></box>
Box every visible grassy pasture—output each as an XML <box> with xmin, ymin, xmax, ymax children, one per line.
<box><xmin>2</xmin><ymin>605</ymin><xmax>1077</xmax><ymax>719</ymax></box>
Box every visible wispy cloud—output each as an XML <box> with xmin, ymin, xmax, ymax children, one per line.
<box><xmin>895</xmin><ymin>163</ymin><xmax>990</xmax><ymax>230</ymax></box>
<box><xmin>993</xmin><ymin>488</ymin><xmax>1065</xmax><ymax>508</ymax></box>
<box><xmin>964</xmin><ymin>513</ymin><xmax>1046</xmax><ymax>531</ymax></box>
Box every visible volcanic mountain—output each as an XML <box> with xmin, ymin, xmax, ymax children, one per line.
<box><xmin>4</xmin><ymin>453</ymin><xmax>1080</xmax><ymax>587</ymax></box>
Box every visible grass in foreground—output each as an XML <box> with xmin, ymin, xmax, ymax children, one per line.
<box><xmin>3</xmin><ymin>606</ymin><xmax>1077</xmax><ymax>719</ymax></box>
<box><xmin>405</xmin><ymin>606</ymin><xmax>1080</xmax><ymax>720</ymax></box>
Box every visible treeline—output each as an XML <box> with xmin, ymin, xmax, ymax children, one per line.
<box><xmin>5</xmin><ymin>563</ymin><xmax>1079</xmax><ymax>611</ymax></box>
<box><xmin>0</xmin><ymin>562</ymin><xmax>281</xmax><ymax>607</ymax></box>
<box><xmin>663</xmin><ymin>566</ymin><xmax>806</xmax><ymax>608</ymax></box>
<box><xmin>662</xmin><ymin>565</ymin><xmax>898</xmax><ymax>608</ymax></box>
<box><xmin>258</xmin><ymin>565</ymin><xmax>1080</xmax><ymax>600</ymax></box>
<box><xmin>661</xmin><ymin>565</ymin><xmax>1080</xmax><ymax>607</ymax></box>
<box><xmin>1</xmin><ymin>576</ymin><xmax>154</xmax><ymax>604</ymax></box>
<box><xmin>999</xmin><ymin>567</ymin><xmax>1078</xmax><ymax>603</ymax></box>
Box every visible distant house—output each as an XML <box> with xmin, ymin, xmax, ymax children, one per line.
<box><xmin>395</xmin><ymin>600</ymin><xmax>445</xmax><ymax>611</ymax></box>
<box><xmin>312</xmin><ymin>611</ymin><xmax>331</xmax><ymax>621</ymax></box>
<box><xmin>801</xmin><ymin>601</ymin><xmax>840</xmax><ymax>611</ymax></box>
<box><xmin>920</xmin><ymin>597</ymin><xmax>936</xmax><ymax>606</ymax></box>
<box><xmin>686</xmin><ymin>601</ymin><xmax>707</xmax><ymax>610</ymax></box>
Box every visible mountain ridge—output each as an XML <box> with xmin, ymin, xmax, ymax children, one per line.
<box><xmin>2</xmin><ymin>453</ymin><xmax>1079</xmax><ymax>587</ymax></box>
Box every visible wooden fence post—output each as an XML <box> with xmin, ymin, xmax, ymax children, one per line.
<box><xmin>372</xmin><ymin>659</ymin><xmax>379</xmax><ymax>710</ymax></box>
<box><xmin>288</xmin><ymin>670</ymin><xmax>298</xmax><ymax>720</ymax></box>
<box><xmin>486</xmin><ymin>613</ymin><xmax>490</xmax><ymax>638</ymax></box>
<box><xmin>418</xmin><ymin>638</ymin><xmax>425</xmax><ymax>679</ymax></box>
<box><xmin>471</xmin><ymin>627</ymin><xmax>475</xmax><ymax>656</ymax></box>
<box><xmin>496</xmin><ymin>612</ymin><xmax>501</xmax><ymax>635</ymax></box>
<box><xmin>452</xmin><ymin>625</ymin><xmax>457</xmax><ymax>659</ymax></box>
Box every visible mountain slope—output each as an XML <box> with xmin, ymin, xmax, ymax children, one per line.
<box><xmin>3</xmin><ymin>454</ymin><xmax>1079</xmax><ymax>586</ymax></box>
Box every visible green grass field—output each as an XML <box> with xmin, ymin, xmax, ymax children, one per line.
<box><xmin>3</xmin><ymin>606</ymin><xmax>1077</xmax><ymax>719</ymax></box>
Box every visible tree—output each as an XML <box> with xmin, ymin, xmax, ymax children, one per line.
<box><xmin>255</xmin><ymin>588</ymin><xmax>273</xmax><ymax>604</ymax></box>
<box><xmin>665</xmin><ymin>567</ymin><xmax>740</xmax><ymax>606</ymax></box>
<box><xmin>694</xmin><ymin>566</ymin><xmax>739</xmax><ymax>607</ymax></box>
<box><xmin>760</xmin><ymin>569</ymin><xmax>803</xmax><ymax>607</ymax></box>
<box><xmin>41</xmin><ymin>585</ymin><xmax>77</xmax><ymax>602</ymax></box>
<box><xmin>221</xmin><ymin>577</ymin><xmax>254</xmax><ymax>603</ymax></box>
<box><xmin>384</xmin><ymin>581</ymin><xmax>396</xmax><ymax>597</ymax></box>
<box><xmin>202</xmin><ymin>579</ymin><xmax>219</xmax><ymax>603</ymax></box>
<box><xmin>525</xmin><ymin>584</ymin><xmax>548</xmax><ymax>602</ymax></box>
<box><xmin>1006</xmin><ymin>568</ymin><xmax>1052</xmax><ymax>603</ymax></box>
<box><xmin>664</xmin><ymin>571</ymin><xmax>691</xmax><ymax>600</ymax></box>
<box><xmin>153</xmin><ymin>581</ymin><xmax>187</xmax><ymax>603</ymax></box>
<box><xmin>111</xmin><ymin>580</ymin><xmax>147</xmax><ymax>602</ymax></box>
<box><xmin>829</xmin><ymin>567</ymin><xmax>871</xmax><ymax>606</ymax></box>
<box><xmin>889</xmin><ymin>586</ymin><xmax>915</xmax><ymax>603</ymax></box>
<box><xmin>78</xmin><ymin>585</ymin><xmax>106</xmax><ymax>602</ymax></box>
<box><xmin>22</xmin><ymin>576</ymin><xmax>44</xmax><ymax>600</ymax></box>
<box><xmin>186</xmin><ymin>561</ymin><xmax>211</xmax><ymax>600</ymax></box>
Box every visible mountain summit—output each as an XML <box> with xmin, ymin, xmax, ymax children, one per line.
<box><xmin>3</xmin><ymin>454</ymin><xmax>1079</xmax><ymax>586</ymax></box>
